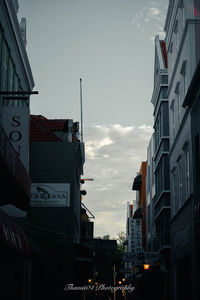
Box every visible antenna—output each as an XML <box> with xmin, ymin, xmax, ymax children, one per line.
<box><xmin>80</xmin><ymin>78</ymin><xmax>83</xmax><ymax>142</ymax></box>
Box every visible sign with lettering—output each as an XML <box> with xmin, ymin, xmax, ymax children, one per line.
<box><xmin>31</xmin><ymin>183</ymin><xmax>70</xmax><ymax>207</ymax></box>
<box><xmin>1</xmin><ymin>105</ymin><xmax>29</xmax><ymax>170</ymax></box>
<box><xmin>123</xmin><ymin>251</ymin><xmax>160</xmax><ymax>262</ymax></box>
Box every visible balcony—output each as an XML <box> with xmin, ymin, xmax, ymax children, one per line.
<box><xmin>0</xmin><ymin>123</ymin><xmax>30</xmax><ymax>210</ymax></box>
<box><xmin>154</xmin><ymin>191</ymin><xmax>170</xmax><ymax>220</ymax></box>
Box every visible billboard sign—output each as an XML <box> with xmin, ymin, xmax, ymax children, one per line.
<box><xmin>31</xmin><ymin>183</ymin><xmax>70</xmax><ymax>207</ymax></box>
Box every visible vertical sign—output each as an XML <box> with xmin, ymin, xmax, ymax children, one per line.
<box><xmin>1</xmin><ymin>105</ymin><xmax>30</xmax><ymax>171</ymax></box>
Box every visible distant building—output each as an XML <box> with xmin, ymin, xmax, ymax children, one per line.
<box><xmin>28</xmin><ymin>115</ymin><xmax>85</xmax><ymax>297</ymax></box>
<box><xmin>146</xmin><ymin>134</ymin><xmax>155</xmax><ymax>252</ymax></box>
<box><xmin>150</xmin><ymin>34</ymin><xmax>170</xmax><ymax>300</ymax></box>
<box><xmin>126</xmin><ymin>203</ymin><xmax>142</xmax><ymax>253</ymax></box>
<box><xmin>132</xmin><ymin>161</ymin><xmax>147</xmax><ymax>250</ymax></box>
<box><xmin>124</xmin><ymin>202</ymin><xmax>142</xmax><ymax>278</ymax></box>
<box><xmin>80</xmin><ymin>207</ymin><xmax>94</xmax><ymax>240</ymax></box>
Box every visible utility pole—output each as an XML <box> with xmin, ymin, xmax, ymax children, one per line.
<box><xmin>113</xmin><ymin>265</ymin><xmax>117</xmax><ymax>300</ymax></box>
<box><xmin>80</xmin><ymin>78</ymin><xmax>83</xmax><ymax>143</ymax></box>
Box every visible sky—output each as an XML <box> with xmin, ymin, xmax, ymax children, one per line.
<box><xmin>18</xmin><ymin>0</ymin><xmax>168</xmax><ymax>238</ymax></box>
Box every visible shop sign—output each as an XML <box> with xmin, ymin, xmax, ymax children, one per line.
<box><xmin>31</xmin><ymin>183</ymin><xmax>70</xmax><ymax>207</ymax></box>
<box><xmin>1</xmin><ymin>106</ymin><xmax>29</xmax><ymax>170</ymax></box>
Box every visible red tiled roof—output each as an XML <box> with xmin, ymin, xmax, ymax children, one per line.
<box><xmin>30</xmin><ymin>115</ymin><xmax>80</xmax><ymax>142</ymax></box>
<box><xmin>31</xmin><ymin>115</ymin><xmax>68</xmax><ymax>131</ymax></box>
<box><xmin>160</xmin><ymin>40</ymin><xmax>168</xmax><ymax>68</ymax></box>
<box><xmin>37</xmin><ymin>120</ymin><xmax>68</xmax><ymax>131</ymax></box>
<box><xmin>30</xmin><ymin>116</ymin><xmax>63</xmax><ymax>142</ymax></box>
<box><xmin>31</xmin><ymin>115</ymin><xmax>47</xmax><ymax>120</ymax></box>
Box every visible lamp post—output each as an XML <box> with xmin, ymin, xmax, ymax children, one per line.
<box><xmin>113</xmin><ymin>265</ymin><xmax>117</xmax><ymax>300</ymax></box>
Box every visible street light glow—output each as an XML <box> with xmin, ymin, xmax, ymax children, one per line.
<box><xmin>143</xmin><ymin>264</ymin><xmax>150</xmax><ymax>270</ymax></box>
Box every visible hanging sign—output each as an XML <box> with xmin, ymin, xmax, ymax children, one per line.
<box><xmin>1</xmin><ymin>105</ymin><xmax>29</xmax><ymax>171</ymax></box>
<box><xmin>31</xmin><ymin>183</ymin><xmax>70</xmax><ymax>207</ymax></box>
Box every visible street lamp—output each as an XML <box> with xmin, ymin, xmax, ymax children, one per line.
<box><xmin>143</xmin><ymin>264</ymin><xmax>150</xmax><ymax>270</ymax></box>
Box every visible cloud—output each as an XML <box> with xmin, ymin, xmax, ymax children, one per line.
<box><xmin>131</xmin><ymin>0</ymin><xmax>168</xmax><ymax>42</ymax></box>
<box><xmin>148</xmin><ymin>7</ymin><xmax>160</xmax><ymax>16</ymax></box>
<box><xmin>82</xmin><ymin>124</ymin><xmax>153</xmax><ymax>238</ymax></box>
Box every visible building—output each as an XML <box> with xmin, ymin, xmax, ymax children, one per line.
<box><xmin>126</xmin><ymin>202</ymin><xmax>142</xmax><ymax>254</ymax></box>
<box><xmin>0</xmin><ymin>1</ymin><xmax>35</xmax><ymax>299</ymax></box>
<box><xmin>80</xmin><ymin>207</ymin><xmax>94</xmax><ymax>240</ymax></box>
<box><xmin>132</xmin><ymin>161</ymin><xmax>147</xmax><ymax>250</ymax></box>
<box><xmin>164</xmin><ymin>1</ymin><xmax>200</xmax><ymax>299</ymax></box>
<box><xmin>182</xmin><ymin>59</ymin><xmax>200</xmax><ymax>300</ymax></box>
<box><xmin>0</xmin><ymin>0</ymin><xmax>35</xmax><ymax>218</ymax></box>
<box><xmin>28</xmin><ymin>115</ymin><xmax>85</xmax><ymax>298</ymax></box>
<box><xmin>150</xmin><ymin>35</ymin><xmax>171</xmax><ymax>300</ymax></box>
<box><xmin>146</xmin><ymin>134</ymin><xmax>155</xmax><ymax>252</ymax></box>
<box><xmin>124</xmin><ymin>202</ymin><xmax>142</xmax><ymax>280</ymax></box>
<box><xmin>0</xmin><ymin>0</ymin><xmax>34</xmax><ymax>172</ymax></box>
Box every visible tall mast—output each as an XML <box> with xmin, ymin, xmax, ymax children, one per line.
<box><xmin>80</xmin><ymin>78</ymin><xmax>83</xmax><ymax>142</ymax></box>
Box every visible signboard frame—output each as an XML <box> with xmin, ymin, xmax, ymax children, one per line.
<box><xmin>31</xmin><ymin>183</ymin><xmax>70</xmax><ymax>207</ymax></box>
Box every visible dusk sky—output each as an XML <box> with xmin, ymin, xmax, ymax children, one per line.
<box><xmin>18</xmin><ymin>0</ymin><xmax>168</xmax><ymax>238</ymax></box>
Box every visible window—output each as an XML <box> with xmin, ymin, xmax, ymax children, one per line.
<box><xmin>2</xmin><ymin>41</ymin><xmax>9</xmax><ymax>90</ymax></box>
<box><xmin>180</xmin><ymin>0</ymin><xmax>185</xmax><ymax>30</ymax></box>
<box><xmin>14</xmin><ymin>72</ymin><xmax>20</xmax><ymax>95</ymax></box>
<box><xmin>174</xmin><ymin>20</ymin><xmax>179</xmax><ymax>53</ymax></box>
<box><xmin>170</xmin><ymin>42</ymin><xmax>174</xmax><ymax>72</ymax></box>
<box><xmin>155</xmin><ymin>109</ymin><xmax>162</xmax><ymax>150</ymax></box>
<box><xmin>170</xmin><ymin>100</ymin><xmax>175</xmax><ymax>140</ymax></box>
<box><xmin>181</xmin><ymin>61</ymin><xmax>187</xmax><ymax>96</ymax></box>
<box><xmin>178</xmin><ymin>158</ymin><xmax>183</xmax><ymax>207</ymax></box>
<box><xmin>159</xmin><ymin>109</ymin><xmax>162</xmax><ymax>139</ymax></box>
<box><xmin>161</xmin><ymin>75</ymin><xmax>168</xmax><ymax>84</ymax></box>
<box><xmin>161</xmin><ymin>86</ymin><xmax>168</xmax><ymax>99</ymax></box>
<box><xmin>8</xmin><ymin>58</ymin><xmax>14</xmax><ymax>91</ymax></box>
<box><xmin>136</xmin><ymin>220</ymin><xmax>140</xmax><ymax>226</ymax></box>
<box><xmin>172</xmin><ymin>168</ymin><xmax>177</xmax><ymax>214</ymax></box>
<box><xmin>175</xmin><ymin>83</ymin><xmax>181</xmax><ymax>126</ymax></box>
<box><xmin>185</xmin><ymin>147</ymin><xmax>190</xmax><ymax>198</ymax></box>
<box><xmin>195</xmin><ymin>134</ymin><xmax>200</xmax><ymax>183</ymax></box>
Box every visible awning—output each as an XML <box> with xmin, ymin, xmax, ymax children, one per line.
<box><xmin>133</xmin><ymin>208</ymin><xmax>143</xmax><ymax>219</ymax></box>
<box><xmin>132</xmin><ymin>174</ymin><xmax>142</xmax><ymax>190</ymax></box>
<box><xmin>0</xmin><ymin>208</ymin><xmax>31</xmax><ymax>258</ymax></box>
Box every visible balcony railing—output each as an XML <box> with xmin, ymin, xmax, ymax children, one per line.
<box><xmin>0</xmin><ymin>122</ymin><xmax>30</xmax><ymax>209</ymax></box>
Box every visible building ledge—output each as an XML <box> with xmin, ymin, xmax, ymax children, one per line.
<box><xmin>154</xmin><ymin>190</ymin><xmax>170</xmax><ymax>207</ymax></box>
<box><xmin>155</xmin><ymin>206</ymin><xmax>171</xmax><ymax>221</ymax></box>
<box><xmin>154</xmin><ymin>136</ymin><xmax>170</xmax><ymax>162</ymax></box>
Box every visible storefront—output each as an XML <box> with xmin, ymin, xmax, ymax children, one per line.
<box><xmin>0</xmin><ymin>208</ymin><xmax>32</xmax><ymax>300</ymax></box>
